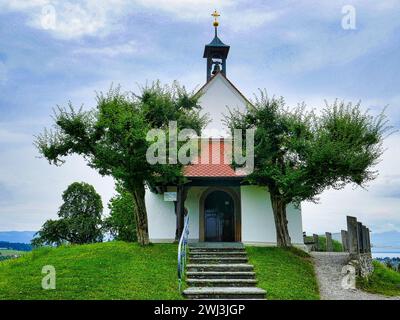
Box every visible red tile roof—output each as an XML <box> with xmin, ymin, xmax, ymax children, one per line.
<box><xmin>183</xmin><ymin>138</ymin><xmax>245</xmax><ymax>178</ymax></box>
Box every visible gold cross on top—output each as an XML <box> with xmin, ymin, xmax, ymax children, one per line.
<box><xmin>212</xmin><ymin>10</ymin><xmax>220</xmax><ymax>27</ymax></box>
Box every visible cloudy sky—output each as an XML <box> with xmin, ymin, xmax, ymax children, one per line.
<box><xmin>0</xmin><ymin>0</ymin><xmax>399</xmax><ymax>235</ymax></box>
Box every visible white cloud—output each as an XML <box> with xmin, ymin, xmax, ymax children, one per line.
<box><xmin>0</xmin><ymin>128</ymin><xmax>31</xmax><ymax>144</ymax></box>
<box><xmin>290</xmin><ymin>2</ymin><xmax>400</xmax><ymax>73</ymax></box>
<box><xmin>225</xmin><ymin>8</ymin><xmax>282</xmax><ymax>32</ymax></box>
<box><xmin>0</xmin><ymin>119</ymin><xmax>116</xmax><ymax>231</ymax></box>
<box><xmin>0</xmin><ymin>0</ymin><xmax>276</xmax><ymax>39</ymax></box>
<box><xmin>134</xmin><ymin>0</ymin><xmax>234</xmax><ymax>20</ymax></box>
<box><xmin>0</xmin><ymin>0</ymin><xmax>131</xmax><ymax>39</ymax></box>
<box><xmin>73</xmin><ymin>40</ymin><xmax>140</xmax><ymax>57</ymax></box>
<box><xmin>302</xmin><ymin>133</ymin><xmax>400</xmax><ymax>234</ymax></box>
<box><xmin>1</xmin><ymin>0</ymin><xmax>49</xmax><ymax>10</ymax></box>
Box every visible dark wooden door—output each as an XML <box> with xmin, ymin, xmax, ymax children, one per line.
<box><xmin>204</xmin><ymin>191</ymin><xmax>234</xmax><ymax>242</ymax></box>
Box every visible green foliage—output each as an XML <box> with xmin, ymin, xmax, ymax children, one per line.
<box><xmin>0</xmin><ymin>242</ymin><xmax>182</xmax><ymax>300</ymax></box>
<box><xmin>358</xmin><ymin>261</ymin><xmax>400</xmax><ymax>296</ymax></box>
<box><xmin>226</xmin><ymin>93</ymin><xmax>389</xmax><ymax>246</ymax></box>
<box><xmin>32</xmin><ymin>182</ymin><xmax>103</xmax><ymax>246</ymax></box>
<box><xmin>35</xmin><ymin>82</ymin><xmax>208</xmax><ymax>244</ymax></box>
<box><xmin>246</xmin><ymin>246</ymin><xmax>319</xmax><ymax>300</ymax></box>
<box><xmin>35</xmin><ymin>83</ymin><xmax>207</xmax><ymax>191</ymax></box>
<box><xmin>104</xmin><ymin>185</ymin><xmax>137</xmax><ymax>242</ymax></box>
<box><xmin>386</xmin><ymin>260</ymin><xmax>394</xmax><ymax>270</ymax></box>
<box><xmin>225</xmin><ymin>93</ymin><xmax>389</xmax><ymax>204</ymax></box>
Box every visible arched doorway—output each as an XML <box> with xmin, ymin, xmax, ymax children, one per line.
<box><xmin>204</xmin><ymin>190</ymin><xmax>235</xmax><ymax>242</ymax></box>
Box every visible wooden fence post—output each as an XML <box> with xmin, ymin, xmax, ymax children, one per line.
<box><xmin>325</xmin><ymin>232</ymin><xmax>333</xmax><ymax>252</ymax></box>
<box><xmin>347</xmin><ymin>216</ymin><xmax>359</xmax><ymax>254</ymax></box>
<box><xmin>341</xmin><ymin>230</ymin><xmax>348</xmax><ymax>252</ymax></box>
<box><xmin>313</xmin><ymin>234</ymin><xmax>319</xmax><ymax>251</ymax></box>
<box><xmin>357</xmin><ymin>222</ymin><xmax>364</xmax><ymax>253</ymax></box>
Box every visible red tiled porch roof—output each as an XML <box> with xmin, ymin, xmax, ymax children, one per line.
<box><xmin>183</xmin><ymin>138</ymin><xmax>245</xmax><ymax>178</ymax></box>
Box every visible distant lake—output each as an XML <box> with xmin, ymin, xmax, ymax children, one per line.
<box><xmin>372</xmin><ymin>247</ymin><xmax>400</xmax><ymax>259</ymax></box>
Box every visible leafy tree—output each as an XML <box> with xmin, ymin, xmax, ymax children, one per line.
<box><xmin>104</xmin><ymin>184</ymin><xmax>137</xmax><ymax>242</ymax></box>
<box><xmin>225</xmin><ymin>93</ymin><xmax>390</xmax><ymax>247</ymax></box>
<box><xmin>32</xmin><ymin>182</ymin><xmax>103</xmax><ymax>246</ymax></box>
<box><xmin>35</xmin><ymin>83</ymin><xmax>207</xmax><ymax>245</ymax></box>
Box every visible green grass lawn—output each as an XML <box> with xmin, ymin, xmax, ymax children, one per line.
<box><xmin>246</xmin><ymin>246</ymin><xmax>320</xmax><ymax>300</ymax></box>
<box><xmin>357</xmin><ymin>261</ymin><xmax>400</xmax><ymax>297</ymax></box>
<box><xmin>0</xmin><ymin>242</ymin><xmax>182</xmax><ymax>300</ymax></box>
<box><xmin>1</xmin><ymin>241</ymin><xmax>321</xmax><ymax>300</ymax></box>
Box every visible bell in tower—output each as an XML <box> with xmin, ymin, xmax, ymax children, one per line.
<box><xmin>203</xmin><ymin>10</ymin><xmax>230</xmax><ymax>81</ymax></box>
<box><xmin>212</xmin><ymin>62</ymin><xmax>221</xmax><ymax>75</ymax></box>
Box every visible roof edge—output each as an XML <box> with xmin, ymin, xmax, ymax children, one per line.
<box><xmin>193</xmin><ymin>71</ymin><xmax>253</xmax><ymax>107</ymax></box>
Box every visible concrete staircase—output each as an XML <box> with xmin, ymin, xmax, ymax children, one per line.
<box><xmin>183</xmin><ymin>243</ymin><xmax>266</xmax><ymax>299</ymax></box>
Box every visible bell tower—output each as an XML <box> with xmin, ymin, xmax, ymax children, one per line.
<box><xmin>203</xmin><ymin>10</ymin><xmax>230</xmax><ymax>81</ymax></box>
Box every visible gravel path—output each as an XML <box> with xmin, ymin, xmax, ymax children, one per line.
<box><xmin>311</xmin><ymin>252</ymin><xmax>400</xmax><ymax>300</ymax></box>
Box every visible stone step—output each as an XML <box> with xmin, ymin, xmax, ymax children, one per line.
<box><xmin>189</xmin><ymin>251</ymin><xmax>247</xmax><ymax>257</ymax></box>
<box><xmin>189</xmin><ymin>248</ymin><xmax>246</xmax><ymax>253</ymax></box>
<box><xmin>189</xmin><ymin>257</ymin><xmax>248</xmax><ymax>264</ymax></box>
<box><xmin>186</xmin><ymin>279</ymin><xmax>258</xmax><ymax>287</ymax></box>
<box><xmin>188</xmin><ymin>243</ymin><xmax>244</xmax><ymax>249</ymax></box>
<box><xmin>187</xmin><ymin>264</ymin><xmax>254</xmax><ymax>272</ymax></box>
<box><xmin>183</xmin><ymin>287</ymin><xmax>266</xmax><ymax>300</ymax></box>
<box><xmin>186</xmin><ymin>271</ymin><xmax>256</xmax><ymax>279</ymax></box>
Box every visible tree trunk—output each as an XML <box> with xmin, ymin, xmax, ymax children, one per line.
<box><xmin>270</xmin><ymin>192</ymin><xmax>292</xmax><ymax>247</ymax></box>
<box><xmin>175</xmin><ymin>185</ymin><xmax>188</xmax><ymax>241</ymax></box>
<box><xmin>132</xmin><ymin>185</ymin><xmax>150</xmax><ymax>246</ymax></box>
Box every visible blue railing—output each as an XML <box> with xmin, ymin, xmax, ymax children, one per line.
<box><xmin>177</xmin><ymin>214</ymin><xmax>190</xmax><ymax>292</ymax></box>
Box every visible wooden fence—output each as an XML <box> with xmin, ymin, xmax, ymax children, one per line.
<box><xmin>304</xmin><ymin>216</ymin><xmax>371</xmax><ymax>254</ymax></box>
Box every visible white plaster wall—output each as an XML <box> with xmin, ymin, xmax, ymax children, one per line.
<box><xmin>147</xmin><ymin>184</ymin><xmax>304</xmax><ymax>245</ymax></box>
<box><xmin>146</xmin><ymin>186</ymin><xmax>206</xmax><ymax>242</ymax></box>
<box><xmin>240</xmin><ymin>185</ymin><xmax>304</xmax><ymax>245</ymax></box>
<box><xmin>198</xmin><ymin>74</ymin><xmax>247</xmax><ymax>136</ymax></box>
<box><xmin>185</xmin><ymin>187</ymin><xmax>207</xmax><ymax>241</ymax></box>
<box><xmin>241</xmin><ymin>186</ymin><xmax>277</xmax><ymax>244</ymax></box>
<box><xmin>287</xmin><ymin>202</ymin><xmax>304</xmax><ymax>244</ymax></box>
<box><xmin>146</xmin><ymin>189</ymin><xmax>176</xmax><ymax>242</ymax></box>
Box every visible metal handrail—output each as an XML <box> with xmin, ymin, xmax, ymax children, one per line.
<box><xmin>177</xmin><ymin>214</ymin><xmax>190</xmax><ymax>292</ymax></box>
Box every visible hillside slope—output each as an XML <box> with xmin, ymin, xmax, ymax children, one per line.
<box><xmin>0</xmin><ymin>242</ymin><xmax>182</xmax><ymax>300</ymax></box>
<box><xmin>247</xmin><ymin>247</ymin><xmax>320</xmax><ymax>300</ymax></box>
<box><xmin>1</xmin><ymin>242</ymin><xmax>322</xmax><ymax>300</ymax></box>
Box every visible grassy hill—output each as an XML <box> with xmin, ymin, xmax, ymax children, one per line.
<box><xmin>0</xmin><ymin>242</ymin><xmax>182</xmax><ymax>300</ymax></box>
<box><xmin>0</xmin><ymin>241</ymin><xmax>320</xmax><ymax>300</ymax></box>
<box><xmin>247</xmin><ymin>246</ymin><xmax>319</xmax><ymax>300</ymax></box>
<box><xmin>358</xmin><ymin>261</ymin><xmax>400</xmax><ymax>296</ymax></box>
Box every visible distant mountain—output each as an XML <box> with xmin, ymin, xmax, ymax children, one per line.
<box><xmin>0</xmin><ymin>231</ymin><xmax>36</xmax><ymax>244</ymax></box>
<box><xmin>0</xmin><ymin>241</ymin><xmax>32</xmax><ymax>251</ymax></box>
<box><xmin>371</xmin><ymin>231</ymin><xmax>400</xmax><ymax>248</ymax></box>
